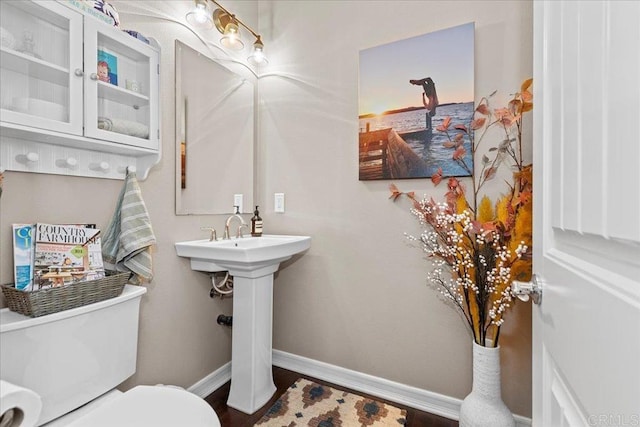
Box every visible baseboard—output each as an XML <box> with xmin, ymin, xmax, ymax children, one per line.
<box><xmin>187</xmin><ymin>361</ymin><xmax>231</xmax><ymax>398</ymax></box>
<box><xmin>186</xmin><ymin>352</ymin><xmax>532</xmax><ymax>426</ymax></box>
<box><xmin>272</xmin><ymin>350</ymin><xmax>532</xmax><ymax>427</ymax></box>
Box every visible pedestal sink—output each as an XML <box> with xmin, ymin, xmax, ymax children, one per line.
<box><xmin>174</xmin><ymin>235</ymin><xmax>311</xmax><ymax>414</ymax></box>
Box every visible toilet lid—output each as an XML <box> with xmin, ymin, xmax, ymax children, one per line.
<box><xmin>66</xmin><ymin>386</ymin><xmax>221</xmax><ymax>427</ymax></box>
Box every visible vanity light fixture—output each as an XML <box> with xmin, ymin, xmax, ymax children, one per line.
<box><xmin>185</xmin><ymin>0</ymin><xmax>268</xmax><ymax>66</ymax></box>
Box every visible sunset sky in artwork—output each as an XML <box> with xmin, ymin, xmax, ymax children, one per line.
<box><xmin>359</xmin><ymin>23</ymin><xmax>474</xmax><ymax>116</ymax></box>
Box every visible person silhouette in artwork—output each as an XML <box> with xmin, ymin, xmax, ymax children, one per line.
<box><xmin>410</xmin><ymin>77</ymin><xmax>439</xmax><ymax>143</ymax></box>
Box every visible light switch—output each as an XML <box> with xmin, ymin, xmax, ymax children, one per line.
<box><xmin>274</xmin><ymin>193</ymin><xmax>285</xmax><ymax>213</ymax></box>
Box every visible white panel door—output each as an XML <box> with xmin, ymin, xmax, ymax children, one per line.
<box><xmin>533</xmin><ymin>1</ymin><xmax>640</xmax><ymax>426</ymax></box>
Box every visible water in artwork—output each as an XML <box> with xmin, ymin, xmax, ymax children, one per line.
<box><xmin>359</xmin><ymin>102</ymin><xmax>474</xmax><ymax>177</ymax></box>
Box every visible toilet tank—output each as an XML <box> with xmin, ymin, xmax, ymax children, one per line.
<box><xmin>0</xmin><ymin>285</ymin><xmax>147</xmax><ymax>426</ymax></box>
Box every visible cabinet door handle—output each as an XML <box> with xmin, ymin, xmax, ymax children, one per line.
<box><xmin>74</xmin><ymin>69</ymin><xmax>84</xmax><ymax>77</ymax></box>
<box><xmin>90</xmin><ymin>73</ymin><xmax>98</xmax><ymax>81</ymax></box>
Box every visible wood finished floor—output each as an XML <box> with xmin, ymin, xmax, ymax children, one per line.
<box><xmin>204</xmin><ymin>366</ymin><xmax>458</xmax><ymax>427</ymax></box>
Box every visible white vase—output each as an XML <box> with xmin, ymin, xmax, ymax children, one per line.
<box><xmin>459</xmin><ymin>341</ymin><xmax>515</xmax><ymax>427</ymax></box>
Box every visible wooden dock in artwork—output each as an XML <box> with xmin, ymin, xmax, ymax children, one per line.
<box><xmin>358</xmin><ymin>127</ymin><xmax>429</xmax><ymax>180</ymax></box>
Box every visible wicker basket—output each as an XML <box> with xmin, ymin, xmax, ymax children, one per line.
<box><xmin>1</xmin><ymin>271</ymin><xmax>130</xmax><ymax>318</ymax></box>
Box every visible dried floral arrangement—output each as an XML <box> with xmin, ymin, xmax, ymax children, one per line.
<box><xmin>390</xmin><ymin>79</ymin><xmax>533</xmax><ymax>347</ymax></box>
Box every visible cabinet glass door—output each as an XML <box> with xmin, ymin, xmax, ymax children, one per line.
<box><xmin>0</xmin><ymin>1</ymin><xmax>82</xmax><ymax>134</ymax></box>
<box><xmin>84</xmin><ymin>19</ymin><xmax>159</xmax><ymax>150</ymax></box>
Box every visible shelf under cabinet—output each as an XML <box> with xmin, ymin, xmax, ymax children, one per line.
<box><xmin>1</xmin><ymin>121</ymin><xmax>156</xmax><ymax>156</ymax></box>
<box><xmin>0</xmin><ymin>121</ymin><xmax>160</xmax><ymax>180</ymax></box>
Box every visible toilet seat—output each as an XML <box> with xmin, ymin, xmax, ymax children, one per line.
<box><xmin>65</xmin><ymin>386</ymin><xmax>221</xmax><ymax>427</ymax></box>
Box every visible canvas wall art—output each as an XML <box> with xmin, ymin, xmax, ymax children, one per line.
<box><xmin>358</xmin><ymin>22</ymin><xmax>474</xmax><ymax>180</ymax></box>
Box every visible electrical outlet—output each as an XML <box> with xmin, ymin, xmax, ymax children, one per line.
<box><xmin>234</xmin><ymin>194</ymin><xmax>243</xmax><ymax>213</ymax></box>
<box><xmin>274</xmin><ymin>193</ymin><xmax>285</xmax><ymax>213</ymax></box>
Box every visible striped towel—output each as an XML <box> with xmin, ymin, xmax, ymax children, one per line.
<box><xmin>102</xmin><ymin>170</ymin><xmax>156</xmax><ymax>284</ymax></box>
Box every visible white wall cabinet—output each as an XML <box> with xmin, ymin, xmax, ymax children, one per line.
<box><xmin>0</xmin><ymin>0</ymin><xmax>161</xmax><ymax>180</ymax></box>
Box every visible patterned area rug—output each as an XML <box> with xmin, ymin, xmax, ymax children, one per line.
<box><xmin>254</xmin><ymin>378</ymin><xmax>407</xmax><ymax>426</ymax></box>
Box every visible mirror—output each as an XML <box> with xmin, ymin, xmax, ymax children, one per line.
<box><xmin>175</xmin><ymin>40</ymin><xmax>254</xmax><ymax>214</ymax></box>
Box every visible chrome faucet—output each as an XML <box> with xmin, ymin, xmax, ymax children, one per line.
<box><xmin>224</xmin><ymin>206</ymin><xmax>247</xmax><ymax>239</ymax></box>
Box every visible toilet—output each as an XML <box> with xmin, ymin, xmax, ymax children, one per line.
<box><xmin>0</xmin><ymin>285</ymin><xmax>221</xmax><ymax>427</ymax></box>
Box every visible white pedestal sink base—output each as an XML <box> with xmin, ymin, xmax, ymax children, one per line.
<box><xmin>226</xmin><ymin>273</ymin><xmax>277</xmax><ymax>414</ymax></box>
<box><xmin>174</xmin><ymin>235</ymin><xmax>311</xmax><ymax>414</ymax></box>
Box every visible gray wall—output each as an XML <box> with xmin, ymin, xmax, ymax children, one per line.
<box><xmin>0</xmin><ymin>0</ymin><xmax>533</xmax><ymax>418</ymax></box>
<box><xmin>258</xmin><ymin>0</ymin><xmax>533</xmax><ymax>417</ymax></box>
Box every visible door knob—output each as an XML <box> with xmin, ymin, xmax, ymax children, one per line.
<box><xmin>90</xmin><ymin>73</ymin><xmax>98</xmax><ymax>80</ymax></box>
<box><xmin>512</xmin><ymin>274</ymin><xmax>542</xmax><ymax>305</ymax></box>
<box><xmin>74</xmin><ymin>69</ymin><xmax>84</xmax><ymax>77</ymax></box>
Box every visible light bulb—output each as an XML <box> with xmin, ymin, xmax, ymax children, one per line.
<box><xmin>248</xmin><ymin>38</ymin><xmax>268</xmax><ymax>66</ymax></box>
<box><xmin>248</xmin><ymin>48</ymin><xmax>268</xmax><ymax>66</ymax></box>
<box><xmin>220</xmin><ymin>22</ymin><xmax>244</xmax><ymax>50</ymax></box>
<box><xmin>186</xmin><ymin>0</ymin><xmax>213</xmax><ymax>30</ymax></box>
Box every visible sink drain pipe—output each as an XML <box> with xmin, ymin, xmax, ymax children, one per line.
<box><xmin>217</xmin><ymin>315</ymin><xmax>233</xmax><ymax>327</ymax></box>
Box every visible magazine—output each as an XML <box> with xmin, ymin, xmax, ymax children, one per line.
<box><xmin>33</xmin><ymin>223</ymin><xmax>105</xmax><ymax>289</ymax></box>
<box><xmin>12</xmin><ymin>224</ymin><xmax>35</xmax><ymax>291</ymax></box>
